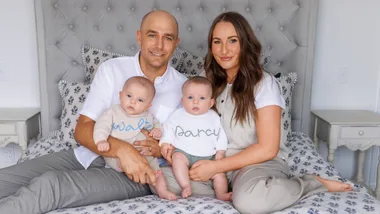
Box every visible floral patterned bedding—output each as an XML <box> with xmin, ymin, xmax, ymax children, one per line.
<box><xmin>19</xmin><ymin>132</ymin><xmax>380</xmax><ymax>214</ymax></box>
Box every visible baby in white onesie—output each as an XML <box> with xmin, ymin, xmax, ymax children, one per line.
<box><xmin>160</xmin><ymin>76</ymin><xmax>232</xmax><ymax>201</ymax></box>
<box><xmin>93</xmin><ymin>76</ymin><xmax>177</xmax><ymax>200</ymax></box>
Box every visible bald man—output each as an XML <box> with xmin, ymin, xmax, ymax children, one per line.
<box><xmin>0</xmin><ymin>10</ymin><xmax>213</xmax><ymax>214</ymax></box>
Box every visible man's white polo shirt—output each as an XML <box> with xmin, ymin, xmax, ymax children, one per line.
<box><xmin>74</xmin><ymin>52</ymin><xmax>187</xmax><ymax>169</ymax></box>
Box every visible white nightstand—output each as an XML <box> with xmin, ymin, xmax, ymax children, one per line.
<box><xmin>0</xmin><ymin>108</ymin><xmax>41</xmax><ymax>154</ymax></box>
<box><xmin>312</xmin><ymin>110</ymin><xmax>380</xmax><ymax>199</ymax></box>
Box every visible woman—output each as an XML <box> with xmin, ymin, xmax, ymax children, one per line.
<box><xmin>189</xmin><ymin>12</ymin><xmax>352</xmax><ymax>213</ymax></box>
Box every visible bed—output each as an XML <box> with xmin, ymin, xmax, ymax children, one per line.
<box><xmin>20</xmin><ymin>0</ymin><xmax>380</xmax><ymax>213</ymax></box>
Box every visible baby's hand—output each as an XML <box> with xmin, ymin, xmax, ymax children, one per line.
<box><xmin>215</xmin><ymin>150</ymin><xmax>226</xmax><ymax>160</ymax></box>
<box><xmin>97</xmin><ymin>140</ymin><xmax>110</xmax><ymax>152</ymax></box>
<box><xmin>160</xmin><ymin>143</ymin><xmax>172</xmax><ymax>161</ymax></box>
<box><xmin>149</xmin><ymin>128</ymin><xmax>162</xmax><ymax>139</ymax></box>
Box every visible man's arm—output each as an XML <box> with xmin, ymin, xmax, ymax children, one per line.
<box><xmin>75</xmin><ymin>114</ymin><xmax>156</xmax><ymax>185</ymax></box>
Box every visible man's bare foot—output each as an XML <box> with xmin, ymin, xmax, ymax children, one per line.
<box><xmin>314</xmin><ymin>175</ymin><xmax>352</xmax><ymax>192</ymax></box>
<box><xmin>216</xmin><ymin>192</ymin><xmax>232</xmax><ymax>201</ymax></box>
<box><xmin>181</xmin><ymin>186</ymin><xmax>192</xmax><ymax>198</ymax></box>
<box><xmin>157</xmin><ymin>189</ymin><xmax>177</xmax><ymax>200</ymax></box>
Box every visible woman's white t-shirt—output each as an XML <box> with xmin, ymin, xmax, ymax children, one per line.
<box><xmin>216</xmin><ymin>72</ymin><xmax>287</xmax><ymax>160</ymax></box>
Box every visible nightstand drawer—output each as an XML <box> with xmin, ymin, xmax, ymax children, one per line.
<box><xmin>0</xmin><ymin>123</ymin><xmax>17</xmax><ymax>135</ymax></box>
<box><xmin>340</xmin><ymin>126</ymin><xmax>380</xmax><ymax>139</ymax></box>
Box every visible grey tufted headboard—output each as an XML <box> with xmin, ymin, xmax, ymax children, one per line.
<box><xmin>35</xmin><ymin>0</ymin><xmax>319</xmax><ymax>137</ymax></box>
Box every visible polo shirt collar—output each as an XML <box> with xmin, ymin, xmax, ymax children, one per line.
<box><xmin>134</xmin><ymin>51</ymin><xmax>171</xmax><ymax>85</ymax></box>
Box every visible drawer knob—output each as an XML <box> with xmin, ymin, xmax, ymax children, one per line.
<box><xmin>358</xmin><ymin>130</ymin><xmax>364</xmax><ymax>136</ymax></box>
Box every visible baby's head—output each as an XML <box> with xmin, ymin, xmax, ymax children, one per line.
<box><xmin>119</xmin><ymin>76</ymin><xmax>155</xmax><ymax>115</ymax></box>
<box><xmin>181</xmin><ymin>76</ymin><xmax>215</xmax><ymax>115</ymax></box>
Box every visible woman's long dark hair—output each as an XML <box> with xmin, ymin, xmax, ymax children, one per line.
<box><xmin>205</xmin><ymin>12</ymin><xmax>264</xmax><ymax>124</ymax></box>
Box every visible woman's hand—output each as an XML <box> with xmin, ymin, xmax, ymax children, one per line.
<box><xmin>189</xmin><ymin>160</ymin><xmax>218</xmax><ymax>182</ymax></box>
<box><xmin>134</xmin><ymin>129</ymin><xmax>161</xmax><ymax>158</ymax></box>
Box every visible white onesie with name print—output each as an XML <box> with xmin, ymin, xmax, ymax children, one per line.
<box><xmin>160</xmin><ymin>107</ymin><xmax>228</xmax><ymax>157</ymax></box>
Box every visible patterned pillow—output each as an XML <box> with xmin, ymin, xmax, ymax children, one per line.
<box><xmin>277</xmin><ymin>72</ymin><xmax>297</xmax><ymax>144</ymax></box>
<box><xmin>261</xmin><ymin>55</ymin><xmax>271</xmax><ymax>71</ymax></box>
<box><xmin>18</xmin><ymin>130</ymin><xmax>70</xmax><ymax>163</ymax></box>
<box><xmin>177</xmin><ymin>48</ymin><xmax>205</xmax><ymax>77</ymax></box>
<box><xmin>58</xmin><ymin>80</ymin><xmax>91</xmax><ymax>148</ymax></box>
<box><xmin>81</xmin><ymin>45</ymin><xmax>185</xmax><ymax>84</ymax></box>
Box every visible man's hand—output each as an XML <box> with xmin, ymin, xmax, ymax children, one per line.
<box><xmin>134</xmin><ymin>129</ymin><xmax>161</xmax><ymax>157</ymax></box>
<box><xmin>117</xmin><ymin>144</ymin><xmax>156</xmax><ymax>186</ymax></box>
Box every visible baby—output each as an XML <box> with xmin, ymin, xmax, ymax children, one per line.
<box><xmin>93</xmin><ymin>76</ymin><xmax>177</xmax><ymax>200</ymax></box>
<box><xmin>160</xmin><ymin>76</ymin><xmax>232</xmax><ymax>201</ymax></box>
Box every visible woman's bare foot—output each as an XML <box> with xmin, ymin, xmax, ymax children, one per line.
<box><xmin>314</xmin><ymin>175</ymin><xmax>352</xmax><ymax>192</ymax></box>
<box><xmin>216</xmin><ymin>192</ymin><xmax>232</xmax><ymax>201</ymax></box>
<box><xmin>157</xmin><ymin>189</ymin><xmax>177</xmax><ymax>200</ymax></box>
<box><xmin>181</xmin><ymin>186</ymin><xmax>192</xmax><ymax>198</ymax></box>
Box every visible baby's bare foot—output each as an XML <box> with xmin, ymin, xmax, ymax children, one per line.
<box><xmin>181</xmin><ymin>186</ymin><xmax>192</xmax><ymax>198</ymax></box>
<box><xmin>314</xmin><ymin>175</ymin><xmax>352</xmax><ymax>192</ymax></box>
<box><xmin>217</xmin><ymin>192</ymin><xmax>232</xmax><ymax>201</ymax></box>
<box><xmin>154</xmin><ymin>170</ymin><xmax>162</xmax><ymax>178</ymax></box>
<box><xmin>157</xmin><ymin>190</ymin><xmax>177</xmax><ymax>200</ymax></box>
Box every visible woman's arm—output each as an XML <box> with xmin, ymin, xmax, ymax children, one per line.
<box><xmin>190</xmin><ymin>105</ymin><xmax>281</xmax><ymax>180</ymax></box>
<box><xmin>216</xmin><ymin>105</ymin><xmax>281</xmax><ymax>172</ymax></box>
